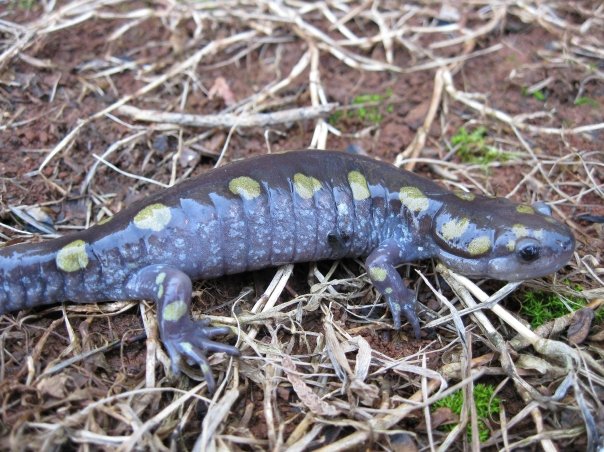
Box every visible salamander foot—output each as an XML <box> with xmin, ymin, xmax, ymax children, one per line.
<box><xmin>162</xmin><ymin>318</ymin><xmax>240</xmax><ymax>392</ymax></box>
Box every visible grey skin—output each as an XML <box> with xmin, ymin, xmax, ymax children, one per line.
<box><xmin>0</xmin><ymin>150</ymin><xmax>575</xmax><ymax>391</ymax></box>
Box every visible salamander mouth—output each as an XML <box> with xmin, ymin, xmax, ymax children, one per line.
<box><xmin>435</xmin><ymin>249</ymin><xmax>490</xmax><ymax>278</ymax></box>
<box><xmin>497</xmin><ymin>262</ymin><xmax>561</xmax><ymax>282</ymax></box>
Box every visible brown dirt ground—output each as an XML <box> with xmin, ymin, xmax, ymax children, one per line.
<box><xmin>0</xmin><ymin>1</ymin><xmax>602</xmax><ymax>450</ymax></box>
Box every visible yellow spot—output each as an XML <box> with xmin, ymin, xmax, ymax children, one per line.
<box><xmin>516</xmin><ymin>204</ymin><xmax>535</xmax><ymax>214</ymax></box>
<box><xmin>347</xmin><ymin>171</ymin><xmax>370</xmax><ymax>200</ymax></box>
<box><xmin>229</xmin><ymin>176</ymin><xmax>261</xmax><ymax>200</ymax></box>
<box><xmin>163</xmin><ymin>300</ymin><xmax>188</xmax><ymax>322</ymax></box>
<box><xmin>384</xmin><ymin>287</ymin><xmax>393</xmax><ymax>295</ymax></box>
<box><xmin>440</xmin><ymin>217</ymin><xmax>469</xmax><ymax>241</ymax></box>
<box><xmin>399</xmin><ymin>186</ymin><xmax>429</xmax><ymax>212</ymax></box>
<box><xmin>512</xmin><ymin>224</ymin><xmax>528</xmax><ymax>238</ymax></box>
<box><xmin>545</xmin><ymin>216</ymin><xmax>558</xmax><ymax>224</ymax></box>
<box><xmin>134</xmin><ymin>203</ymin><xmax>172</xmax><ymax>232</ymax></box>
<box><xmin>294</xmin><ymin>173</ymin><xmax>322</xmax><ymax>199</ymax></box>
<box><xmin>454</xmin><ymin>190</ymin><xmax>475</xmax><ymax>201</ymax></box>
<box><xmin>468</xmin><ymin>236</ymin><xmax>492</xmax><ymax>256</ymax></box>
<box><xmin>506</xmin><ymin>239</ymin><xmax>516</xmax><ymax>252</ymax></box>
<box><xmin>156</xmin><ymin>272</ymin><xmax>166</xmax><ymax>298</ymax></box>
<box><xmin>369</xmin><ymin>266</ymin><xmax>388</xmax><ymax>281</ymax></box>
<box><xmin>56</xmin><ymin>240</ymin><xmax>89</xmax><ymax>272</ymax></box>
<box><xmin>507</xmin><ymin>224</ymin><xmax>530</xmax><ymax>251</ymax></box>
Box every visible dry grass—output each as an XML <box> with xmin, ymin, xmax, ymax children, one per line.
<box><xmin>0</xmin><ymin>0</ymin><xmax>603</xmax><ymax>450</ymax></box>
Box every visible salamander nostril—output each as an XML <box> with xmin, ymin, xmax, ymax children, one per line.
<box><xmin>558</xmin><ymin>239</ymin><xmax>572</xmax><ymax>251</ymax></box>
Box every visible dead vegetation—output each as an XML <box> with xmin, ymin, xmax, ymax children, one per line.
<box><xmin>0</xmin><ymin>0</ymin><xmax>603</xmax><ymax>450</ymax></box>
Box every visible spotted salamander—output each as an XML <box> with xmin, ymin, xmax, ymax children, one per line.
<box><xmin>0</xmin><ymin>150</ymin><xmax>575</xmax><ymax>390</ymax></box>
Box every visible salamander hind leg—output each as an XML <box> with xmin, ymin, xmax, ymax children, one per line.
<box><xmin>365</xmin><ymin>239</ymin><xmax>421</xmax><ymax>338</ymax></box>
<box><xmin>126</xmin><ymin>265</ymin><xmax>239</xmax><ymax>392</ymax></box>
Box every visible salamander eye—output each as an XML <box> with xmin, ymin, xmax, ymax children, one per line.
<box><xmin>516</xmin><ymin>238</ymin><xmax>541</xmax><ymax>263</ymax></box>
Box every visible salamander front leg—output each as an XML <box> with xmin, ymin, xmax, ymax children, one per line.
<box><xmin>366</xmin><ymin>239</ymin><xmax>421</xmax><ymax>338</ymax></box>
<box><xmin>126</xmin><ymin>265</ymin><xmax>239</xmax><ymax>391</ymax></box>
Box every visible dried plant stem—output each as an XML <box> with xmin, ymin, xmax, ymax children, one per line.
<box><xmin>442</xmin><ymin>69</ymin><xmax>604</xmax><ymax>135</ymax></box>
<box><xmin>116</xmin><ymin>103</ymin><xmax>338</xmax><ymax>128</ymax></box>
<box><xmin>395</xmin><ymin>67</ymin><xmax>445</xmax><ymax>170</ymax></box>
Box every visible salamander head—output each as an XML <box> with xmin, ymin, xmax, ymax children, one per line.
<box><xmin>431</xmin><ymin>194</ymin><xmax>575</xmax><ymax>281</ymax></box>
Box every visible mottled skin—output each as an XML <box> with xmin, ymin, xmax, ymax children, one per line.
<box><xmin>0</xmin><ymin>150</ymin><xmax>575</xmax><ymax>390</ymax></box>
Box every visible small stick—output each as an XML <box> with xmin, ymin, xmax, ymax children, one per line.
<box><xmin>442</xmin><ymin>69</ymin><xmax>604</xmax><ymax>135</ymax></box>
<box><xmin>395</xmin><ymin>67</ymin><xmax>445</xmax><ymax>171</ymax></box>
<box><xmin>116</xmin><ymin>103</ymin><xmax>338</xmax><ymax>128</ymax></box>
